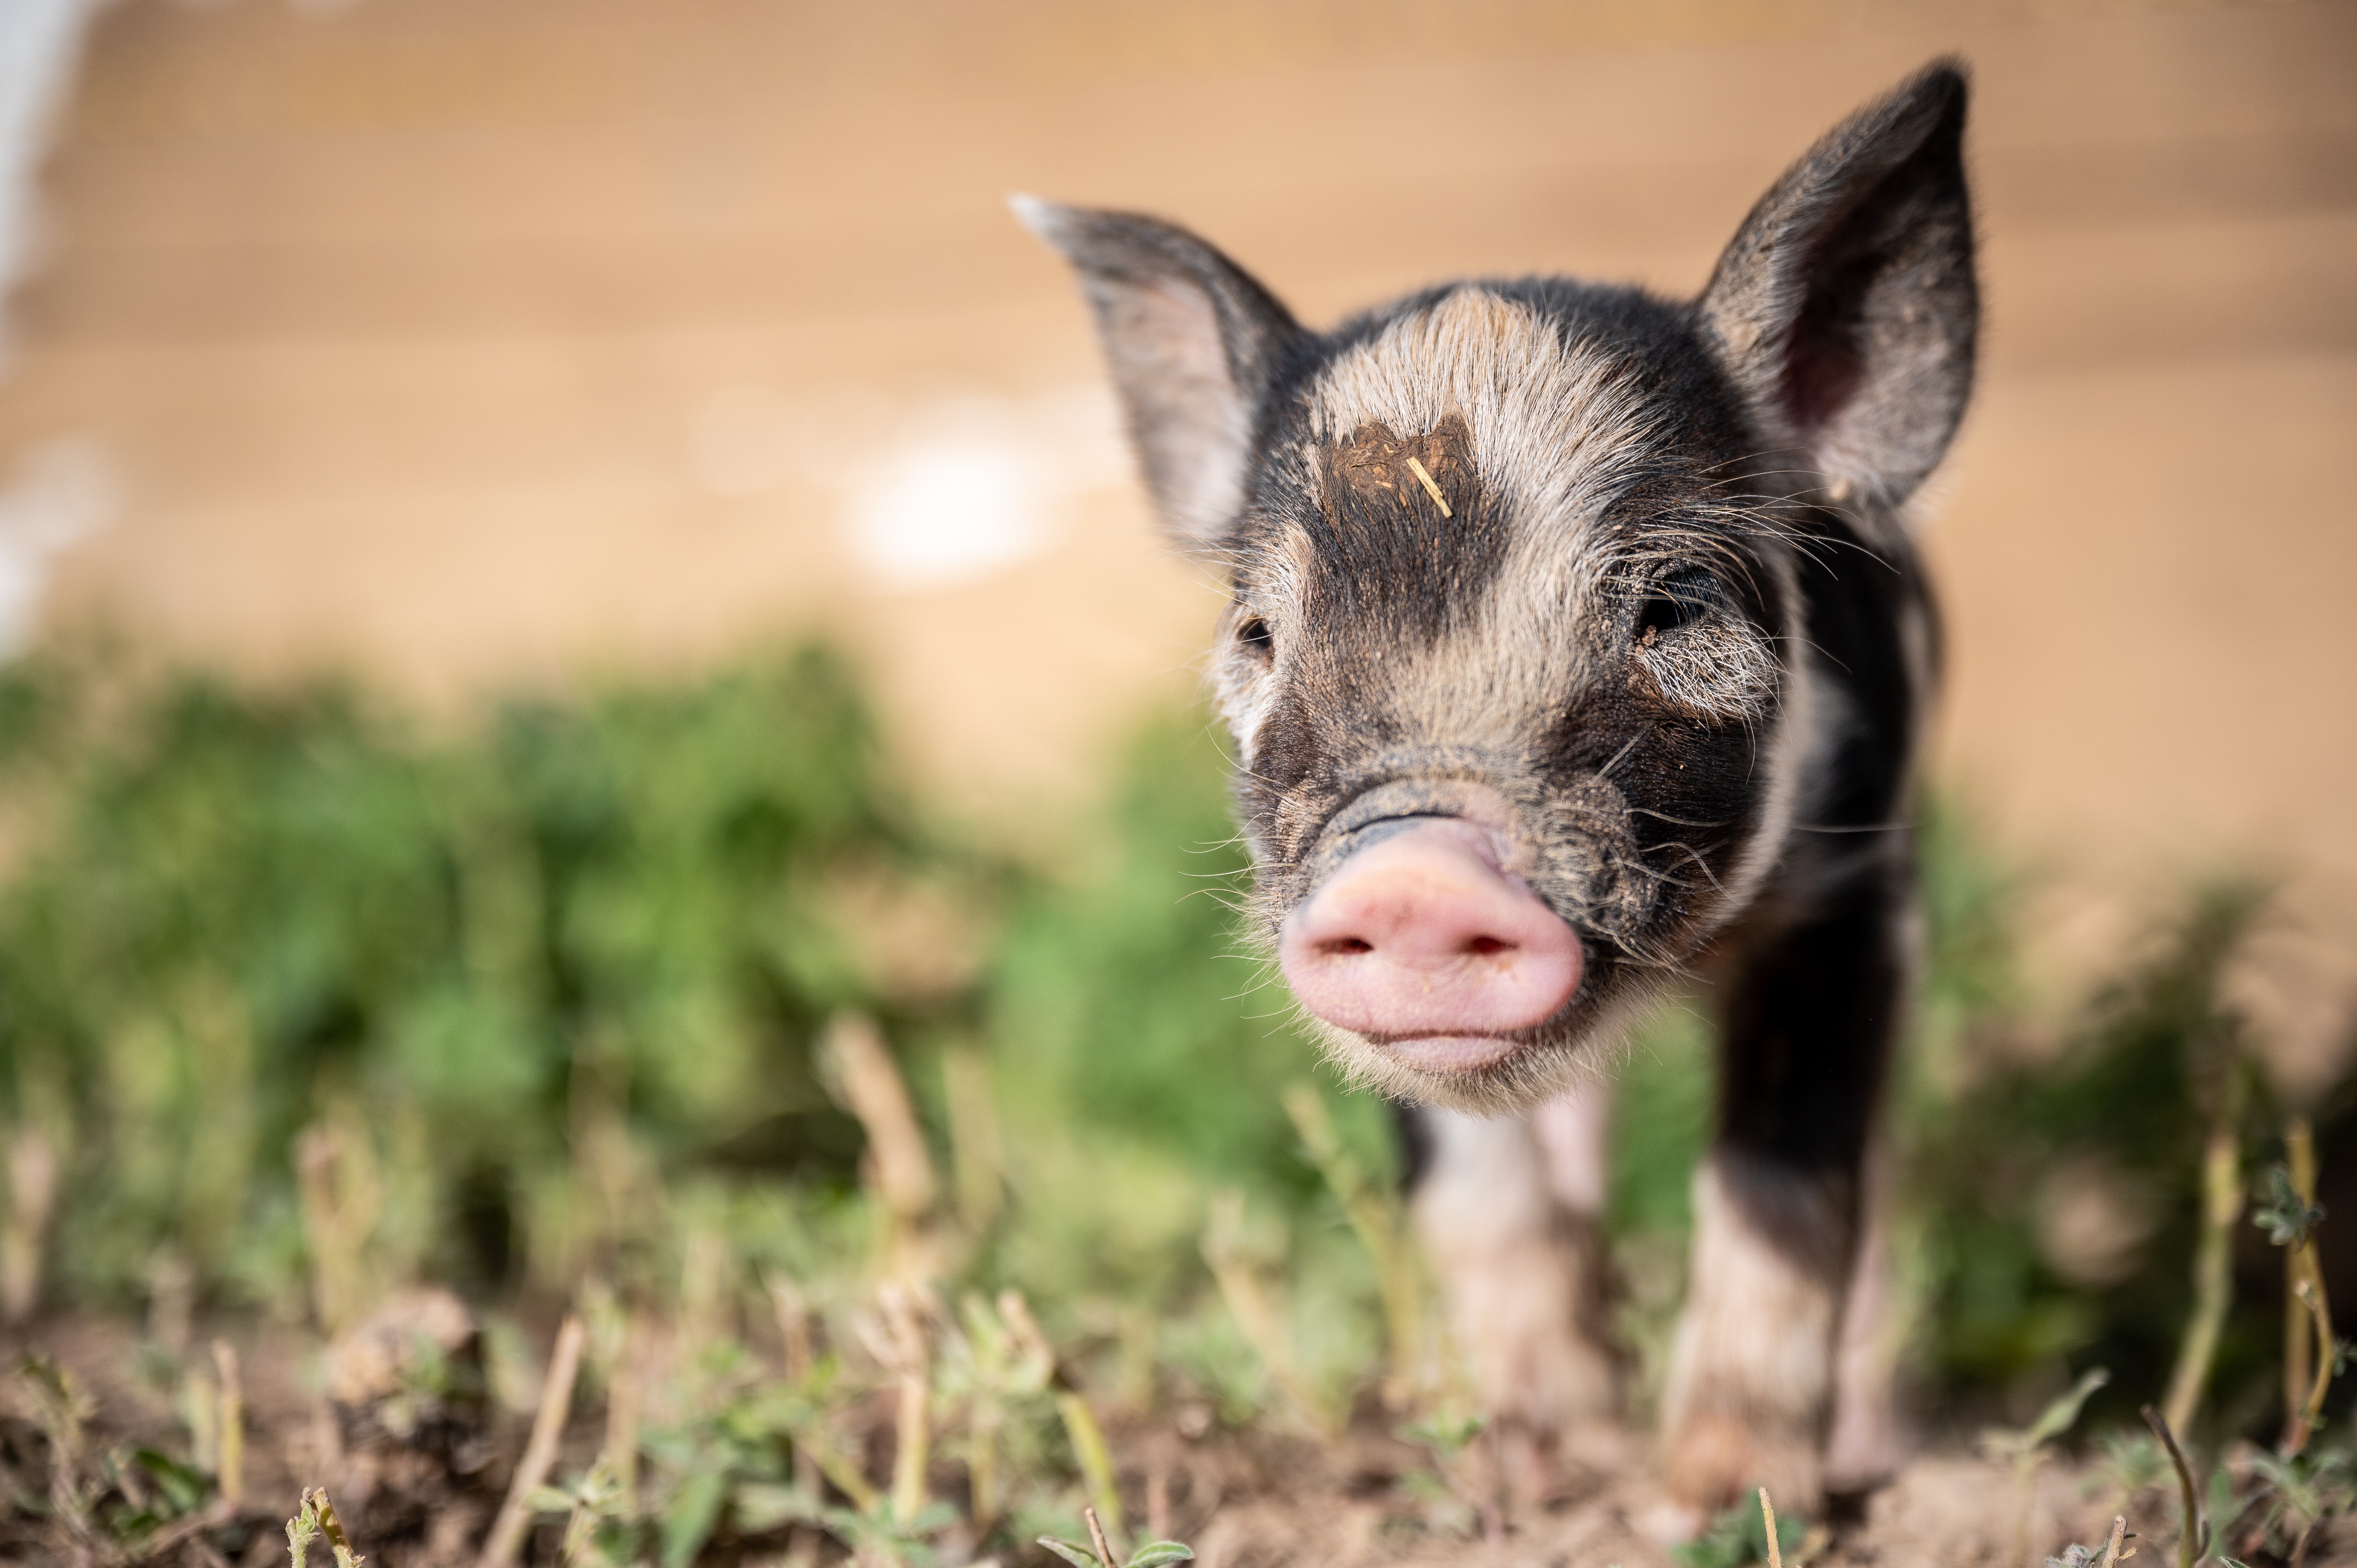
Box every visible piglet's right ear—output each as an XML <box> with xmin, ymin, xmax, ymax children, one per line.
<box><xmin>1697</xmin><ymin>61</ymin><xmax>1977</xmax><ymax>512</ymax></box>
<box><xmin>1014</xmin><ymin>198</ymin><xmax>1302</xmax><ymax>557</ymax></box>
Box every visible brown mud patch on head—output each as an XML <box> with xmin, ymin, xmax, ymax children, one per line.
<box><xmin>1322</xmin><ymin>413</ymin><xmax>1479</xmax><ymax>524</ymax></box>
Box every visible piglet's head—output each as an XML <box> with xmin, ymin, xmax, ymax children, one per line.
<box><xmin>1020</xmin><ymin>62</ymin><xmax>1975</xmax><ymax>1112</ymax></box>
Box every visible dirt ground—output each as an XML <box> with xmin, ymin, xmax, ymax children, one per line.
<box><xmin>7</xmin><ymin>1312</ymin><xmax>2348</xmax><ymax>1568</ymax></box>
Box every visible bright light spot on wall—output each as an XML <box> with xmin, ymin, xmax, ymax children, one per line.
<box><xmin>686</xmin><ymin>383</ymin><xmax>1129</xmax><ymax>592</ymax></box>
<box><xmin>0</xmin><ymin>437</ymin><xmax>115</xmax><ymax>653</ymax></box>
<box><xmin>845</xmin><ymin>434</ymin><xmax>1043</xmax><ymax>589</ymax></box>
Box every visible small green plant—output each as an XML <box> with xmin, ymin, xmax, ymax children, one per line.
<box><xmin>1670</xmin><ymin>1487</ymin><xmax>1806</xmax><ymax>1568</ymax></box>
<box><xmin>2224</xmin><ymin>1446</ymin><xmax>2355</xmax><ymax>1566</ymax></box>
<box><xmin>525</xmin><ymin>1457</ymin><xmax>639</xmax><ymax>1568</ymax></box>
<box><xmin>2088</xmin><ymin>1428</ymin><xmax>2169</xmax><ymax>1502</ymax></box>
<box><xmin>632</xmin><ymin>1346</ymin><xmax>867</xmax><ymax>1566</ymax></box>
<box><xmin>2256</xmin><ymin>1143</ymin><xmax>2344</xmax><ymax>1457</ymax></box>
<box><xmin>2254</xmin><ymin>1163</ymin><xmax>2327</xmax><ymax>1249</ymax></box>
<box><xmin>1395</xmin><ymin>1410</ymin><xmax>1491</xmax><ymax>1540</ymax></box>
<box><xmin>1982</xmin><ymin>1367</ymin><xmax>2110</xmax><ymax>1568</ymax></box>
<box><xmin>933</xmin><ymin>1289</ymin><xmax>1058</xmax><ymax>1533</ymax></box>
<box><xmin>823</xmin><ymin>1494</ymin><xmax>957</xmax><ymax>1568</ymax></box>
<box><xmin>285</xmin><ymin>1488</ymin><xmax>362</xmax><ymax>1568</ymax></box>
<box><xmin>1039</xmin><ymin>1506</ymin><xmax>1194</xmax><ymax>1568</ymax></box>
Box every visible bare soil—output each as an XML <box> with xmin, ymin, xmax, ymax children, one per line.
<box><xmin>8</xmin><ymin>1314</ymin><xmax>2350</xmax><ymax>1568</ymax></box>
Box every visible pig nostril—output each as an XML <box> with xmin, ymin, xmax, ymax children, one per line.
<box><xmin>1322</xmin><ymin>937</ymin><xmax>1375</xmax><ymax>956</ymax></box>
<box><xmin>1466</xmin><ymin>936</ymin><xmax>1511</xmax><ymax>957</ymax></box>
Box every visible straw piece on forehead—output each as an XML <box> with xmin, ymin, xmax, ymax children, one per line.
<box><xmin>1405</xmin><ymin>454</ymin><xmax>1452</xmax><ymax>517</ymax></box>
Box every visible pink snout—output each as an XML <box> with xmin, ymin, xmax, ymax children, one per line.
<box><xmin>1278</xmin><ymin>818</ymin><xmax>1583</xmax><ymax>1074</ymax></box>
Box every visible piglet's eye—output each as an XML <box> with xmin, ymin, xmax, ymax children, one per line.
<box><xmin>1237</xmin><ymin>616</ymin><xmax>1274</xmax><ymax>656</ymax></box>
<box><xmin>1637</xmin><ymin>573</ymin><xmax>1717</xmax><ymax>641</ymax></box>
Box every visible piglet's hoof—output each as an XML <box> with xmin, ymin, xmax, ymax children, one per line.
<box><xmin>1660</xmin><ymin>1410</ymin><xmax>1822</xmax><ymax>1522</ymax></box>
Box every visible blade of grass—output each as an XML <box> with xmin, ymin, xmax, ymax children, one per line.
<box><xmin>2143</xmin><ymin>1402</ymin><xmax>2204</xmax><ymax>1568</ymax></box>
<box><xmin>880</xmin><ymin>1283</ymin><xmax>931</xmax><ymax>1525</ymax></box>
<box><xmin>604</xmin><ymin>1311</ymin><xmax>644</xmax><ymax>1516</ymax></box>
<box><xmin>210</xmin><ymin>1338</ymin><xmax>243</xmax><ymax>1506</ymax></box>
<box><xmin>2163</xmin><ymin>1118</ymin><xmax>2242</xmax><ymax>1437</ymax></box>
<box><xmin>476</xmin><ymin>1314</ymin><xmax>586</xmax><ymax>1568</ymax></box>
<box><xmin>1982</xmin><ymin>1366</ymin><xmax>2108</xmax><ymax>1568</ymax></box>
<box><xmin>821</xmin><ymin>1013</ymin><xmax>940</xmax><ymax>1284</ymax></box>
<box><xmin>2281</xmin><ymin>1123</ymin><xmax>2337</xmax><ymax>1458</ymax></box>
<box><xmin>941</xmin><ymin>1042</ymin><xmax>1004</xmax><ymax>1238</ymax></box>
<box><xmin>2284</xmin><ymin>1276</ymin><xmax>2336</xmax><ymax>1457</ymax></box>
<box><xmin>2</xmin><ymin>1126</ymin><xmax>57</xmax><ymax>1324</ymax></box>
<box><xmin>2285</xmin><ymin>1119</ymin><xmax>2318</xmax><ymax>1434</ymax></box>
<box><xmin>1058</xmin><ymin>1390</ymin><xmax>1127</xmax><ymax>1558</ymax></box>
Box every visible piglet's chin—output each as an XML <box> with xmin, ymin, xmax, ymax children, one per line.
<box><xmin>1277</xmin><ymin>816</ymin><xmax>1584</xmax><ymax>1074</ymax></box>
<box><xmin>1369</xmin><ymin>1033</ymin><xmax>1538</xmax><ymax>1075</ymax></box>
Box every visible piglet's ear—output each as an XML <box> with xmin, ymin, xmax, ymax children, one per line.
<box><xmin>1698</xmin><ymin>60</ymin><xmax>1978</xmax><ymax>511</ymax></box>
<box><xmin>1014</xmin><ymin>198</ymin><xmax>1302</xmax><ymax>556</ymax></box>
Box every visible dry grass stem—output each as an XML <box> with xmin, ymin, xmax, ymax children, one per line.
<box><xmin>1759</xmin><ymin>1487</ymin><xmax>1783</xmax><ymax>1568</ymax></box>
<box><xmin>2141</xmin><ymin>1401</ymin><xmax>2202</xmax><ymax>1568</ymax></box>
<box><xmin>2101</xmin><ymin>1512</ymin><xmax>2128</xmax><ymax>1567</ymax></box>
<box><xmin>1147</xmin><ymin>1467</ymin><xmax>1170</xmax><ymax>1543</ymax></box>
<box><xmin>2</xmin><ymin>1127</ymin><xmax>57</xmax><ymax>1324</ymax></box>
<box><xmin>183</xmin><ymin>1365</ymin><xmax>219</xmax><ymax>1477</ymax></box>
<box><xmin>2281</xmin><ymin>1118</ymin><xmax>2337</xmax><ymax>1458</ymax></box>
<box><xmin>1059</xmin><ymin>1390</ymin><xmax>1127</xmax><ymax>1555</ymax></box>
<box><xmin>1085</xmin><ymin>1504</ymin><xmax>1116</xmax><ymax>1568</ymax></box>
<box><xmin>769</xmin><ymin>1275</ymin><xmax>821</xmax><ymax>1496</ymax></box>
<box><xmin>604</xmin><ymin>1311</ymin><xmax>644</xmax><ymax>1515</ymax></box>
<box><xmin>2285</xmin><ymin>1276</ymin><xmax>2336</xmax><ymax>1455</ymax></box>
<box><xmin>2286</xmin><ymin>1118</ymin><xmax>2318</xmax><ymax>1426</ymax></box>
<box><xmin>210</xmin><ymin>1337</ymin><xmax>244</xmax><ymax>1504</ymax></box>
<box><xmin>880</xmin><ymin>1283</ymin><xmax>932</xmax><ymax>1524</ymax></box>
<box><xmin>288</xmin><ymin>1487</ymin><xmax>362</xmax><ymax>1568</ymax></box>
<box><xmin>2162</xmin><ymin>1121</ymin><xmax>2241</xmax><ymax>1436</ymax></box>
<box><xmin>476</xmin><ymin>1313</ymin><xmax>587</xmax><ymax>1568</ymax></box>
<box><xmin>295</xmin><ymin>1115</ymin><xmax>383</xmax><ymax>1337</ymax></box>
<box><xmin>822</xmin><ymin>1013</ymin><xmax>941</xmax><ymax>1281</ymax></box>
<box><xmin>1403</xmin><ymin>455</ymin><xmax>1452</xmax><ymax>517</ymax></box>
<box><xmin>942</xmin><ymin>1042</ymin><xmax>1004</xmax><ymax>1236</ymax></box>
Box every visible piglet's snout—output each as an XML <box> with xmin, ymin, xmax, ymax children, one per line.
<box><xmin>1279</xmin><ymin>819</ymin><xmax>1582</xmax><ymax>1042</ymax></box>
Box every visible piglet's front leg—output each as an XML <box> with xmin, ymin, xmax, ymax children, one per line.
<box><xmin>1408</xmin><ymin>1091</ymin><xmax>1624</xmax><ymax>1475</ymax></box>
<box><xmin>1660</xmin><ymin>1151</ymin><xmax>1851</xmax><ymax>1510</ymax></box>
<box><xmin>1661</xmin><ymin>883</ymin><xmax>1906</xmax><ymax>1515</ymax></box>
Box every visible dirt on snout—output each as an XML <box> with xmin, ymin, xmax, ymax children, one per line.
<box><xmin>7</xmin><ymin>1312</ymin><xmax>2351</xmax><ymax>1568</ymax></box>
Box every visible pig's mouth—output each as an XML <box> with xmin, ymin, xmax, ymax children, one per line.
<box><xmin>1277</xmin><ymin>807</ymin><xmax>1585</xmax><ymax>1081</ymax></box>
<box><xmin>1361</xmin><ymin>1030</ymin><xmax>1545</xmax><ymax>1075</ymax></box>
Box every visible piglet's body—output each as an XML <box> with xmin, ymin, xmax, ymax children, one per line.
<box><xmin>1023</xmin><ymin>60</ymin><xmax>1977</xmax><ymax>1516</ymax></box>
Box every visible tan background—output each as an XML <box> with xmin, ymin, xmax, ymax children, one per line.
<box><xmin>0</xmin><ymin>0</ymin><xmax>2351</xmax><ymax>1041</ymax></box>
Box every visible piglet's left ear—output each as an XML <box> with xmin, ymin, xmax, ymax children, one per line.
<box><xmin>1014</xmin><ymin>197</ymin><xmax>1302</xmax><ymax>559</ymax></box>
<box><xmin>1698</xmin><ymin>60</ymin><xmax>1978</xmax><ymax>510</ymax></box>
